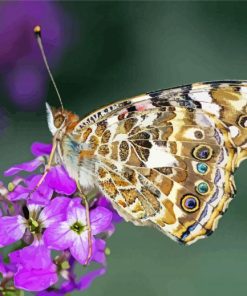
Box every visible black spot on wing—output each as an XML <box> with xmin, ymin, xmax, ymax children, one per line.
<box><xmin>127</xmin><ymin>106</ymin><xmax>137</xmax><ymax>112</ymax></box>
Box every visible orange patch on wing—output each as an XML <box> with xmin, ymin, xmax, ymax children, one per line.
<box><xmin>79</xmin><ymin>150</ymin><xmax>94</xmax><ymax>160</ymax></box>
<box><xmin>162</xmin><ymin>199</ymin><xmax>176</xmax><ymax>224</ymax></box>
<box><xmin>110</xmin><ymin>172</ymin><xmax>129</xmax><ymax>187</ymax></box>
<box><xmin>120</xmin><ymin>188</ymin><xmax>138</xmax><ymax>205</ymax></box>
<box><xmin>100</xmin><ymin>181</ymin><xmax>118</xmax><ymax>198</ymax></box>
<box><xmin>81</xmin><ymin>128</ymin><xmax>92</xmax><ymax>142</ymax></box>
<box><xmin>118</xmin><ymin>200</ymin><xmax>127</xmax><ymax>208</ymax></box>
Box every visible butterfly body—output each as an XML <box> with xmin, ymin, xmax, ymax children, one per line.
<box><xmin>47</xmin><ymin>80</ymin><xmax>247</xmax><ymax>245</ymax></box>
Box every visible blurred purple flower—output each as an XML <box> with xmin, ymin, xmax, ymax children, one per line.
<box><xmin>0</xmin><ymin>1</ymin><xmax>71</xmax><ymax>110</ymax></box>
<box><xmin>44</xmin><ymin>198</ymin><xmax>112</xmax><ymax>265</ymax></box>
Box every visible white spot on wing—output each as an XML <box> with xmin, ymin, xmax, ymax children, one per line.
<box><xmin>195</xmin><ymin>112</ymin><xmax>213</xmax><ymax>127</ymax></box>
<box><xmin>146</xmin><ymin>146</ymin><xmax>178</xmax><ymax>168</ymax></box>
<box><xmin>189</xmin><ymin>91</ymin><xmax>212</xmax><ymax>103</ymax></box>
<box><xmin>189</xmin><ymin>91</ymin><xmax>221</xmax><ymax>117</ymax></box>
<box><xmin>184</xmin><ymin>128</ymin><xmax>204</xmax><ymax>140</ymax></box>
<box><xmin>200</xmin><ymin>102</ymin><xmax>221</xmax><ymax>117</ymax></box>
<box><xmin>229</xmin><ymin>126</ymin><xmax>239</xmax><ymax>138</ymax></box>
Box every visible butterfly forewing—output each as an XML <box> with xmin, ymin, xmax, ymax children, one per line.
<box><xmin>71</xmin><ymin>80</ymin><xmax>247</xmax><ymax>244</ymax></box>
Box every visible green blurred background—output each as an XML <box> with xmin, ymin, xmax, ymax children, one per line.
<box><xmin>2</xmin><ymin>1</ymin><xmax>247</xmax><ymax>295</ymax></box>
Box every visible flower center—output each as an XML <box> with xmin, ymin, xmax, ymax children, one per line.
<box><xmin>28</xmin><ymin>217</ymin><xmax>40</xmax><ymax>233</ymax></box>
<box><xmin>70</xmin><ymin>221</ymin><xmax>85</xmax><ymax>234</ymax></box>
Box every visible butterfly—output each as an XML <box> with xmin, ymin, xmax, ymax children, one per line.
<box><xmin>34</xmin><ymin>26</ymin><xmax>247</xmax><ymax>250</ymax></box>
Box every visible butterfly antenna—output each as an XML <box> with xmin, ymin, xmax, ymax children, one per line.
<box><xmin>34</xmin><ymin>25</ymin><xmax>64</xmax><ymax>111</ymax></box>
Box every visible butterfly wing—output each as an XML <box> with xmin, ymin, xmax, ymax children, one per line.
<box><xmin>74</xmin><ymin>80</ymin><xmax>247</xmax><ymax>244</ymax></box>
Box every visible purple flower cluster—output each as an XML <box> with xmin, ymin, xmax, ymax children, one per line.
<box><xmin>0</xmin><ymin>142</ymin><xmax>121</xmax><ymax>294</ymax></box>
<box><xmin>0</xmin><ymin>1</ymin><xmax>71</xmax><ymax>111</ymax></box>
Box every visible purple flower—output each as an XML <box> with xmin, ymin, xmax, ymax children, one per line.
<box><xmin>96</xmin><ymin>195</ymin><xmax>123</xmax><ymax>224</ymax></box>
<box><xmin>31</xmin><ymin>142</ymin><xmax>52</xmax><ymax>157</ymax></box>
<box><xmin>9</xmin><ymin>239</ymin><xmax>58</xmax><ymax>291</ymax></box>
<box><xmin>0</xmin><ymin>254</ymin><xmax>16</xmax><ymax>279</ymax></box>
<box><xmin>8</xmin><ymin>174</ymin><xmax>54</xmax><ymax>206</ymax></box>
<box><xmin>0</xmin><ymin>197</ymin><xmax>70</xmax><ymax>247</ymax></box>
<box><xmin>76</xmin><ymin>267</ymin><xmax>106</xmax><ymax>291</ymax></box>
<box><xmin>44</xmin><ymin>198</ymin><xmax>112</xmax><ymax>264</ymax></box>
<box><xmin>36</xmin><ymin>267</ymin><xmax>106</xmax><ymax>295</ymax></box>
<box><xmin>0</xmin><ymin>141</ymin><xmax>121</xmax><ymax>293</ymax></box>
<box><xmin>0</xmin><ymin>1</ymin><xmax>71</xmax><ymax>110</ymax></box>
<box><xmin>0</xmin><ymin>215</ymin><xmax>26</xmax><ymax>247</ymax></box>
<box><xmin>4</xmin><ymin>148</ymin><xmax>76</xmax><ymax>204</ymax></box>
<box><xmin>95</xmin><ymin>195</ymin><xmax>123</xmax><ymax>236</ymax></box>
<box><xmin>4</xmin><ymin>157</ymin><xmax>44</xmax><ymax>176</ymax></box>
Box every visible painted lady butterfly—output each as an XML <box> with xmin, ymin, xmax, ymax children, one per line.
<box><xmin>35</xmin><ymin>26</ymin><xmax>247</xmax><ymax>249</ymax></box>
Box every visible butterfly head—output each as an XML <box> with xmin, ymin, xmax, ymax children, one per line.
<box><xmin>46</xmin><ymin>103</ymin><xmax>79</xmax><ymax>135</ymax></box>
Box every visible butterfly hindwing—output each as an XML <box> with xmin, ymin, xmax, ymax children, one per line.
<box><xmin>72</xmin><ymin>80</ymin><xmax>247</xmax><ymax>244</ymax></box>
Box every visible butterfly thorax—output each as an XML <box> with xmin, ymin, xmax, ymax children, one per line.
<box><xmin>58</xmin><ymin>130</ymin><xmax>98</xmax><ymax>191</ymax></box>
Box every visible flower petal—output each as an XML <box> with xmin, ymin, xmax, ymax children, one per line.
<box><xmin>77</xmin><ymin>267</ymin><xmax>106</xmax><ymax>291</ymax></box>
<box><xmin>10</xmin><ymin>240</ymin><xmax>58</xmax><ymax>290</ymax></box>
<box><xmin>31</xmin><ymin>142</ymin><xmax>52</xmax><ymax>156</ymax></box>
<box><xmin>44</xmin><ymin>221</ymin><xmax>74</xmax><ymax>250</ymax></box>
<box><xmin>0</xmin><ymin>216</ymin><xmax>26</xmax><ymax>247</ymax></box>
<box><xmin>70</xmin><ymin>233</ymin><xmax>95</xmax><ymax>265</ymax></box>
<box><xmin>37</xmin><ymin>292</ymin><xmax>63</xmax><ymax>296</ymax></box>
<box><xmin>67</xmin><ymin>199</ymin><xmax>86</xmax><ymax>225</ymax></box>
<box><xmin>0</xmin><ymin>254</ymin><xmax>16</xmax><ymax>278</ymax></box>
<box><xmin>90</xmin><ymin>206</ymin><xmax>112</xmax><ymax>235</ymax></box>
<box><xmin>9</xmin><ymin>175</ymin><xmax>53</xmax><ymax>205</ymax></box>
<box><xmin>60</xmin><ymin>279</ymin><xmax>77</xmax><ymax>294</ymax></box>
<box><xmin>10</xmin><ymin>239</ymin><xmax>53</xmax><ymax>270</ymax></box>
<box><xmin>46</xmin><ymin>166</ymin><xmax>76</xmax><ymax>195</ymax></box>
<box><xmin>39</xmin><ymin>196</ymin><xmax>71</xmax><ymax>228</ymax></box>
<box><xmin>4</xmin><ymin>157</ymin><xmax>43</xmax><ymax>176</ymax></box>
<box><xmin>8</xmin><ymin>184</ymin><xmax>30</xmax><ymax>201</ymax></box>
<box><xmin>14</xmin><ymin>264</ymin><xmax>58</xmax><ymax>292</ymax></box>
<box><xmin>92</xmin><ymin>239</ymin><xmax>106</xmax><ymax>264</ymax></box>
<box><xmin>96</xmin><ymin>196</ymin><xmax>123</xmax><ymax>223</ymax></box>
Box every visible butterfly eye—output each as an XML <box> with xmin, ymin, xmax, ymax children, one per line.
<box><xmin>195</xmin><ymin>181</ymin><xmax>209</xmax><ymax>195</ymax></box>
<box><xmin>181</xmin><ymin>195</ymin><xmax>200</xmax><ymax>213</ymax></box>
<box><xmin>54</xmin><ymin>114</ymin><xmax>65</xmax><ymax>128</ymax></box>
<box><xmin>192</xmin><ymin>145</ymin><xmax>213</xmax><ymax>161</ymax></box>
<box><xmin>238</xmin><ymin>115</ymin><xmax>247</xmax><ymax>128</ymax></box>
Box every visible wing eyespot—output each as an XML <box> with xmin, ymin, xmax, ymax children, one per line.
<box><xmin>181</xmin><ymin>194</ymin><xmax>200</xmax><ymax>213</ymax></box>
<box><xmin>196</xmin><ymin>162</ymin><xmax>209</xmax><ymax>175</ymax></box>
<box><xmin>192</xmin><ymin>145</ymin><xmax>213</xmax><ymax>161</ymax></box>
<box><xmin>195</xmin><ymin>181</ymin><xmax>210</xmax><ymax>195</ymax></box>
<box><xmin>194</xmin><ymin>130</ymin><xmax>204</xmax><ymax>139</ymax></box>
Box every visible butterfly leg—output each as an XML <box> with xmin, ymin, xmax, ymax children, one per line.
<box><xmin>27</xmin><ymin>138</ymin><xmax>58</xmax><ymax>200</ymax></box>
<box><xmin>76</xmin><ymin>180</ymin><xmax>93</xmax><ymax>265</ymax></box>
